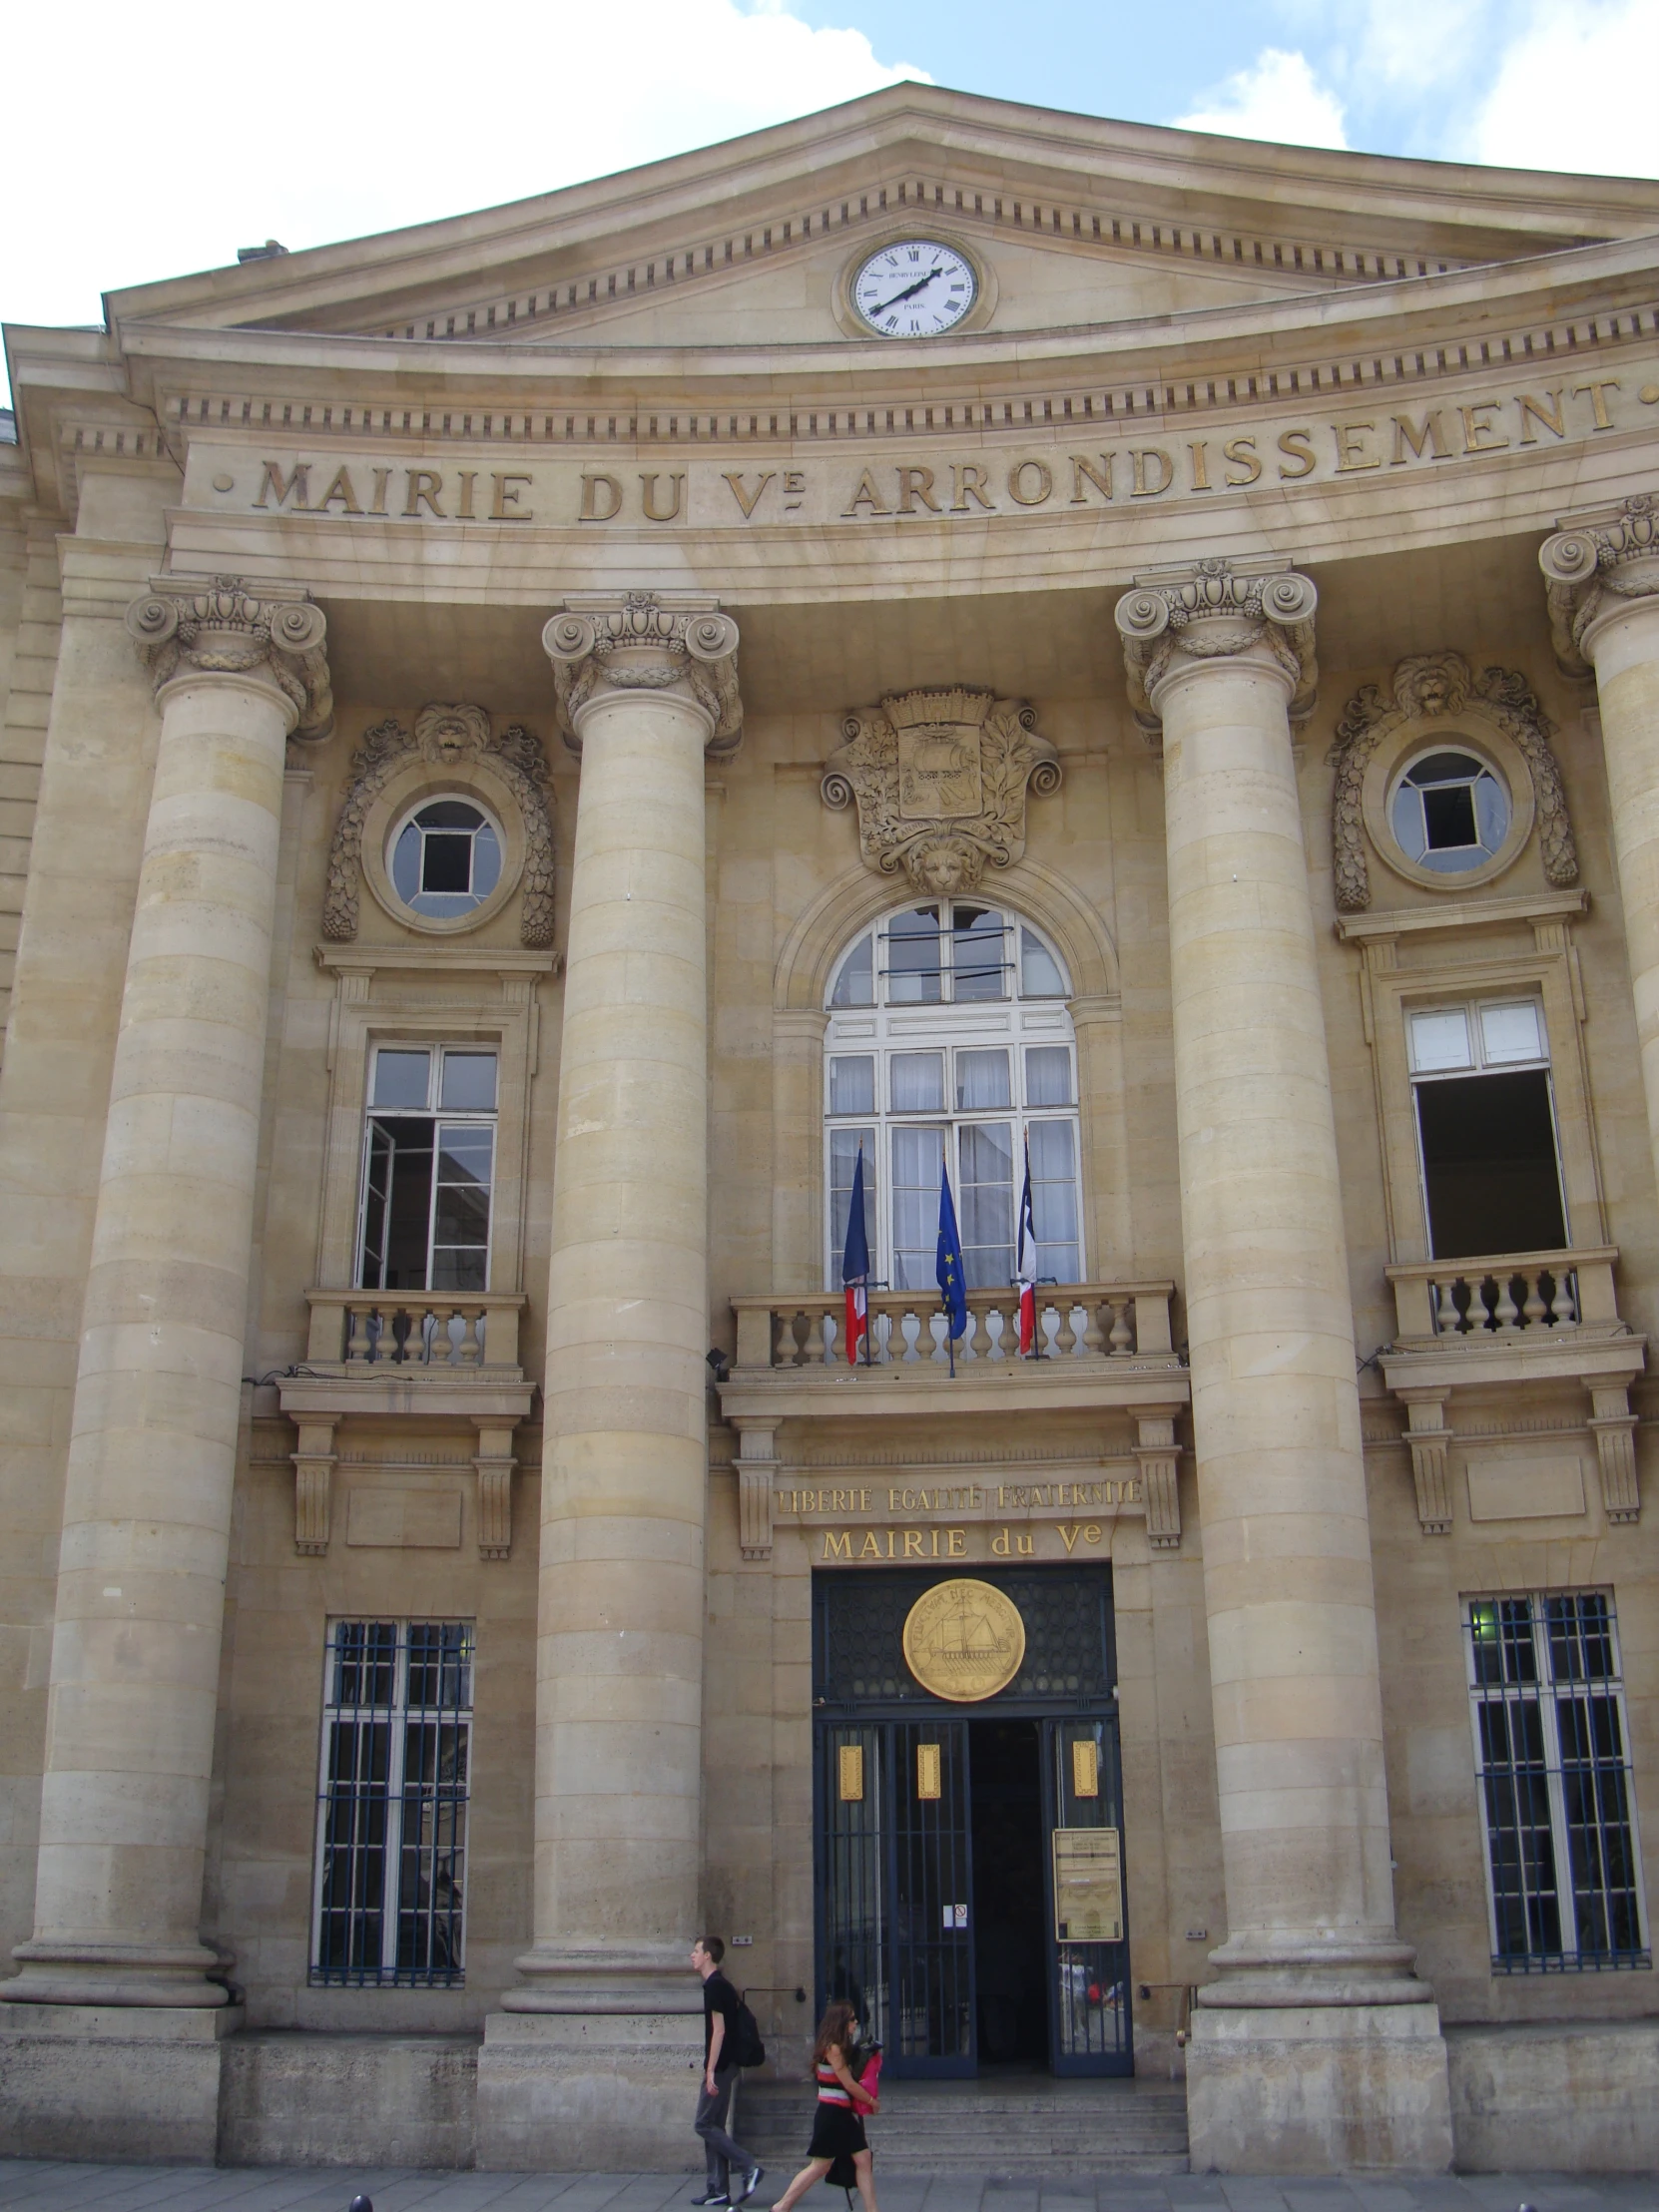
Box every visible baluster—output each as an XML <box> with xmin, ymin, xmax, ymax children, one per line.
<box><xmin>1490</xmin><ymin>1276</ymin><xmax>1518</xmax><ymax>1333</ymax></box>
<box><xmin>984</xmin><ymin>1306</ymin><xmax>1007</xmax><ymax>1361</ymax></box>
<box><xmin>1426</xmin><ymin>1279</ymin><xmax>1444</xmax><ymax>1337</ymax></box>
<box><xmin>1450</xmin><ymin>1276</ymin><xmax>1476</xmax><ymax>1334</ymax></box>
<box><xmin>1053</xmin><ymin>1305</ymin><xmax>1078</xmax><ymax>1357</ymax></box>
<box><xmin>929</xmin><ymin>1311</ymin><xmax>950</xmax><ymax>1365</ymax></box>
<box><xmin>900</xmin><ymin>1310</ymin><xmax>922</xmax><ymax>1364</ymax></box>
<box><xmin>1078</xmin><ymin>1302</ymin><xmax>1105</xmax><ymax>1358</ymax></box>
<box><xmin>391</xmin><ymin>1308</ymin><xmax>414</xmax><ymax>1364</ymax></box>
<box><xmin>1556</xmin><ymin>1271</ymin><xmax>1580</xmax><ymax>1327</ymax></box>
<box><xmin>821</xmin><ymin>1311</ymin><xmax>837</xmax><ymax>1366</ymax></box>
<box><xmin>1107</xmin><ymin>1298</ymin><xmax>1134</xmax><ymax>1357</ymax></box>
<box><xmin>456</xmin><ymin>1308</ymin><xmax>483</xmax><ymax>1365</ymax></box>
<box><xmin>772</xmin><ymin>1309</ymin><xmax>795</xmax><ymax>1368</ymax></box>
<box><xmin>959</xmin><ymin>1309</ymin><xmax>979</xmax><ymax>1363</ymax></box>
<box><xmin>345</xmin><ymin>1305</ymin><xmax>373</xmax><ymax>1364</ymax></box>
<box><xmin>789</xmin><ymin>1311</ymin><xmax>811</xmax><ymax>1366</ymax></box>
<box><xmin>1040</xmin><ymin>1305</ymin><xmax>1063</xmax><ymax>1359</ymax></box>
<box><xmin>1522</xmin><ymin>1273</ymin><xmax>1548</xmax><ymax>1331</ymax></box>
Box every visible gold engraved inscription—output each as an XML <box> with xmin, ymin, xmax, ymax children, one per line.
<box><xmin>901</xmin><ymin>1577</ymin><xmax>1025</xmax><ymax>1703</ymax></box>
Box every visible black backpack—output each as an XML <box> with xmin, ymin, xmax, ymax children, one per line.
<box><xmin>731</xmin><ymin>1996</ymin><xmax>767</xmax><ymax>2068</ymax></box>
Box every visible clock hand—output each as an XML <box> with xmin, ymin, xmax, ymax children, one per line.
<box><xmin>866</xmin><ymin>267</ymin><xmax>943</xmax><ymax>316</ymax></box>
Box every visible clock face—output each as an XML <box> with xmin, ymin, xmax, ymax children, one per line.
<box><xmin>851</xmin><ymin>241</ymin><xmax>977</xmax><ymax>337</ymax></box>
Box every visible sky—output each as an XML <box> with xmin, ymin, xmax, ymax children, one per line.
<box><xmin>3</xmin><ymin>0</ymin><xmax>1658</xmax><ymax>411</ymax></box>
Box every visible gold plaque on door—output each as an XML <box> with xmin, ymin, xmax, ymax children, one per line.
<box><xmin>837</xmin><ymin>1745</ymin><xmax>864</xmax><ymax>1802</ymax></box>
<box><xmin>1071</xmin><ymin>1739</ymin><xmax>1100</xmax><ymax>1799</ymax></box>
<box><xmin>1053</xmin><ymin>1827</ymin><xmax>1123</xmax><ymax>1943</ymax></box>
<box><xmin>915</xmin><ymin>1743</ymin><xmax>942</xmax><ymax>1800</ymax></box>
<box><xmin>901</xmin><ymin>1578</ymin><xmax>1026</xmax><ymax>1703</ymax></box>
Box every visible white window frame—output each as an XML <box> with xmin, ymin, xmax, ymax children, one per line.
<box><xmin>823</xmin><ymin>904</ymin><xmax>1083</xmax><ymax>1293</ymax></box>
<box><xmin>356</xmin><ymin>1043</ymin><xmax>499</xmax><ymax>1294</ymax></box>
<box><xmin>311</xmin><ymin>1618</ymin><xmax>474</xmax><ymax>1988</ymax></box>
<box><xmin>1464</xmin><ymin>1589</ymin><xmax>1649</xmax><ymax>1973</ymax></box>
<box><xmin>1406</xmin><ymin>992</ymin><xmax>1569</xmax><ymax>1259</ymax></box>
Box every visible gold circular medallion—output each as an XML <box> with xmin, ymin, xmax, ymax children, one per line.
<box><xmin>902</xmin><ymin>1578</ymin><xmax>1026</xmax><ymax>1703</ymax></box>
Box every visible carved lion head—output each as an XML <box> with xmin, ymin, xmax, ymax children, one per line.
<box><xmin>415</xmin><ymin>702</ymin><xmax>491</xmax><ymax>764</ymax></box>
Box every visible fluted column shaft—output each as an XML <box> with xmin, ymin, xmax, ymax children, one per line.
<box><xmin>1543</xmin><ymin>499</ymin><xmax>1659</xmax><ymax>1211</ymax></box>
<box><xmin>11</xmin><ymin>580</ymin><xmax>329</xmax><ymax>2005</ymax></box>
<box><xmin>1117</xmin><ymin>564</ymin><xmax>1412</xmax><ymax>1999</ymax></box>
<box><xmin>511</xmin><ymin>594</ymin><xmax>740</xmax><ymax>2009</ymax></box>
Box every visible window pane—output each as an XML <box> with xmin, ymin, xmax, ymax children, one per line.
<box><xmin>421</xmin><ymin>832</ymin><xmax>473</xmax><ymax>893</ymax></box>
<box><xmin>958</xmin><ymin>1120</ymin><xmax>1014</xmax><ymax>1288</ymax></box>
<box><xmin>1415</xmin><ymin>1071</ymin><xmax>1564</xmax><ymax>1259</ymax></box>
<box><xmin>1479</xmin><ymin>1001</ymin><xmax>1545</xmax><ymax>1066</ymax></box>
<box><xmin>830</xmin><ymin>1129</ymin><xmax>876</xmax><ymax>1274</ymax></box>
<box><xmin>830</xmin><ymin>1056</ymin><xmax>875</xmax><ymax>1116</ymax></box>
<box><xmin>1391</xmin><ymin>784</ymin><xmax>1427</xmax><ymax>862</ymax></box>
<box><xmin>418</xmin><ymin>801</ymin><xmax>485</xmax><ymax>830</ymax></box>
<box><xmin>891</xmin><ymin>1125</ymin><xmax>945</xmax><ymax>1292</ymax></box>
<box><xmin>373</xmin><ymin>1117</ymin><xmax>435</xmax><ymax>1290</ymax></box>
<box><xmin>885</xmin><ymin>907</ymin><xmax>942</xmax><ymax>1003</ymax></box>
<box><xmin>434</xmin><ymin>1127</ymin><xmax>493</xmax><ymax>1256</ymax></box>
<box><xmin>391</xmin><ymin>825</ymin><xmax>421</xmax><ymax>901</ymax></box>
<box><xmin>891</xmin><ymin>1051</ymin><xmax>945</xmax><ymax>1113</ymax></box>
<box><xmin>1026</xmin><ymin>1046</ymin><xmax>1073</xmax><ymax>1107</ymax></box>
<box><xmin>1030</xmin><ymin>1120</ymin><xmax>1080</xmax><ymax>1281</ymax></box>
<box><xmin>439</xmin><ymin>1051</ymin><xmax>498</xmax><ymax>1111</ymax></box>
<box><xmin>1409</xmin><ymin>1009</ymin><xmax>1471</xmax><ymax>1072</ymax></box>
<box><xmin>472</xmin><ymin>824</ymin><xmax>502</xmax><ymax>898</ymax></box>
<box><xmin>1021</xmin><ymin>927</ymin><xmax>1066</xmax><ymax>998</ymax></box>
<box><xmin>830</xmin><ymin>933</ymin><xmax>874</xmax><ymax>1008</ymax></box>
<box><xmin>373</xmin><ymin>1050</ymin><xmax>432</xmax><ymax>1109</ymax></box>
<box><xmin>956</xmin><ymin>1048</ymin><xmax>1011</xmax><ymax>1111</ymax></box>
<box><xmin>951</xmin><ymin>906</ymin><xmax>1007</xmax><ymax>1002</ymax></box>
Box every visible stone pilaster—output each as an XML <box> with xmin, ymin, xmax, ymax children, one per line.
<box><xmin>1542</xmin><ymin>497</ymin><xmax>1659</xmax><ymax>1246</ymax></box>
<box><xmin>478</xmin><ymin>592</ymin><xmax>739</xmax><ymax>2170</ymax></box>
<box><xmin>8</xmin><ymin>578</ymin><xmax>328</xmax><ymax>2011</ymax></box>
<box><xmin>1115</xmin><ymin>558</ymin><xmax>1451</xmax><ymax>2173</ymax></box>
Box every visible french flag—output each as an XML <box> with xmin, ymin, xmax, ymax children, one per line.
<box><xmin>1015</xmin><ymin>1138</ymin><xmax>1038</xmax><ymax>1356</ymax></box>
<box><xmin>841</xmin><ymin>1144</ymin><xmax>870</xmax><ymax>1367</ymax></box>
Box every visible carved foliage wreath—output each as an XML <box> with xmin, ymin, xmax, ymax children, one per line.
<box><xmin>1328</xmin><ymin>651</ymin><xmax>1578</xmax><ymax>913</ymax></box>
<box><xmin>323</xmin><ymin>707</ymin><xmax>556</xmax><ymax>946</ymax></box>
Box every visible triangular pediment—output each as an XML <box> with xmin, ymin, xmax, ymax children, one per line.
<box><xmin>105</xmin><ymin>85</ymin><xmax>1659</xmax><ymax>361</ymax></box>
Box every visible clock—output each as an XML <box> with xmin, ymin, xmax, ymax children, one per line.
<box><xmin>850</xmin><ymin>240</ymin><xmax>978</xmax><ymax>337</ymax></box>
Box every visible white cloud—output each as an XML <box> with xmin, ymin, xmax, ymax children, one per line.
<box><xmin>0</xmin><ymin>0</ymin><xmax>924</xmax><ymax>364</ymax></box>
<box><xmin>1173</xmin><ymin>48</ymin><xmax>1348</xmax><ymax>152</ymax></box>
<box><xmin>1467</xmin><ymin>0</ymin><xmax>1659</xmax><ymax>175</ymax></box>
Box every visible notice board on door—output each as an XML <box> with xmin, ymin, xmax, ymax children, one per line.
<box><xmin>1052</xmin><ymin>1827</ymin><xmax>1123</xmax><ymax>1942</ymax></box>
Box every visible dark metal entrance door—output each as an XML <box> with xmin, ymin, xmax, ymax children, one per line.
<box><xmin>1041</xmin><ymin>1715</ymin><xmax>1133</xmax><ymax>2075</ymax></box>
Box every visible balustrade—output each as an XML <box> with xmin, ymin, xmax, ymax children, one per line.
<box><xmin>302</xmin><ymin>1288</ymin><xmax>526</xmax><ymax>1371</ymax></box>
<box><xmin>732</xmin><ymin>1283</ymin><xmax>1174</xmax><ymax>1373</ymax></box>
<box><xmin>1385</xmin><ymin>1247</ymin><xmax>1623</xmax><ymax>1346</ymax></box>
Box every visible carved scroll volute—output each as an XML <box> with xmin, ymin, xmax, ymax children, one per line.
<box><xmin>1115</xmin><ymin>559</ymin><xmax>1318</xmax><ymax>741</ymax></box>
<box><xmin>126</xmin><ymin>574</ymin><xmax>333</xmax><ymax>740</ymax></box>
<box><xmin>1540</xmin><ymin>494</ymin><xmax>1659</xmax><ymax>677</ymax></box>
<box><xmin>822</xmin><ymin>686</ymin><xmax>1060</xmax><ymax>894</ymax></box>
<box><xmin>542</xmin><ymin>592</ymin><xmax>743</xmax><ymax>758</ymax></box>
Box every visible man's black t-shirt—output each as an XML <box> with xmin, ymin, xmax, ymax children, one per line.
<box><xmin>703</xmin><ymin>1968</ymin><xmax>740</xmax><ymax>2067</ymax></box>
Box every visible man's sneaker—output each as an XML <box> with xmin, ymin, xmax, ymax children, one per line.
<box><xmin>736</xmin><ymin>2167</ymin><xmax>765</xmax><ymax>2204</ymax></box>
<box><xmin>692</xmin><ymin>2190</ymin><xmax>728</xmax><ymax>2204</ymax></box>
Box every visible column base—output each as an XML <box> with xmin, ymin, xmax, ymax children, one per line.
<box><xmin>1186</xmin><ymin>1999</ymin><xmax>1453</xmax><ymax>2174</ymax></box>
<box><xmin>0</xmin><ymin>2000</ymin><xmax>243</xmax><ymax>2161</ymax></box>
<box><xmin>6</xmin><ymin>1938</ymin><xmax>231</xmax><ymax>2008</ymax></box>
<box><xmin>476</xmin><ymin>2009</ymin><xmax>704</xmax><ymax>2171</ymax></box>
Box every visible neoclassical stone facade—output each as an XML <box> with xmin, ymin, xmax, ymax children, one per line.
<box><xmin>0</xmin><ymin>84</ymin><xmax>1657</xmax><ymax>2176</ymax></box>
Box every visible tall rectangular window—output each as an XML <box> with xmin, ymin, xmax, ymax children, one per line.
<box><xmin>358</xmin><ymin>1046</ymin><xmax>497</xmax><ymax>1292</ymax></box>
<box><xmin>1465</xmin><ymin>1592</ymin><xmax>1648</xmax><ymax>1972</ymax></box>
<box><xmin>1408</xmin><ymin>997</ymin><xmax>1566</xmax><ymax>1259</ymax></box>
<box><xmin>312</xmin><ymin>1619</ymin><xmax>473</xmax><ymax>1987</ymax></box>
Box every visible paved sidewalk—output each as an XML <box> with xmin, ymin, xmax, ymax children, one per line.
<box><xmin>0</xmin><ymin>2169</ymin><xmax>1653</xmax><ymax>2212</ymax></box>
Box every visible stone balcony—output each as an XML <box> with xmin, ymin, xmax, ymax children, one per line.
<box><xmin>1378</xmin><ymin>1246</ymin><xmax>1645</xmax><ymax>1531</ymax></box>
<box><xmin>275</xmin><ymin>1290</ymin><xmax>535</xmax><ymax>1558</ymax></box>
<box><xmin>718</xmin><ymin>1282</ymin><xmax>1191</xmax><ymax>1559</ymax></box>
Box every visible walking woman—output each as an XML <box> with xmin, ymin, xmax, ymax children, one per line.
<box><xmin>768</xmin><ymin>1999</ymin><xmax>877</xmax><ymax>2212</ymax></box>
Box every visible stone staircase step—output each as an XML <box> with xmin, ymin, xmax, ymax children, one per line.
<box><xmin>730</xmin><ymin>2078</ymin><xmax>1189</xmax><ymax>2176</ymax></box>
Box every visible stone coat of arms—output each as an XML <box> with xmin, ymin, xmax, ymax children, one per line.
<box><xmin>822</xmin><ymin>687</ymin><xmax>1061</xmax><ymax>894</ymax></box>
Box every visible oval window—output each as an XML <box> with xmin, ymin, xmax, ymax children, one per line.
<box><xmin>1389</xmin><ymin>749</ymin><xmax>1510</xmax><ymax>874</ymax></box>
<box><xmin>389</xmin><ymin>800</ymin><xmax>503</xmax><ymax>919</ymax></box>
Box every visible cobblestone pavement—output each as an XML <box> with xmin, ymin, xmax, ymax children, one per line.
<box><xmin>0</xmin><ymin>2169</ymin><xmax>1652</xmax><ymax>2212</ymax></box>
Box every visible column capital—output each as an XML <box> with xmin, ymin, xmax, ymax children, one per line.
<box><xmin>125</xmin><ymin>574</ymin><xmax>332</xmax><ymax>740</ymax></box>
<box><xmin>1114</xmin><ymin>556</ymin><xmax>1318</xmax><ymax>736</ymax></box>
<box><xmin>542</xmin><ymin>590</ymin><xmax>742</xmax><ymax>758</ymax></box>
<box><xmin>1539</xmin><ymin>492</ymin><xmax>1659</xmax><ymax>675</ymax></box>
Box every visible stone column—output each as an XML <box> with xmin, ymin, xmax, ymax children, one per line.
<box><xmin>1542</xmin><ymin>495</ymin><xmax>1659</xmax><ymax>1207</ymax></box>
<box><xmin>4</xmin><ymin>583</ymin><xmax>327</xmax><ymax>2022</ymax></box>
<box><xmin>478</xmin><ymin>593</ymin><xmax>740</xmax><ymax>2171</ymax></box>
<box><xmin>1115</xmin><ymin>560</ymin><xmax>1450</xmax><ymax>2173</ymax></box>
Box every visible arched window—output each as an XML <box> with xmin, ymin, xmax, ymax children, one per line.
<box><xmin>824</xmin><ymin>900</ymin><xmax>1083</xmax><ymax>1293</ymax></box>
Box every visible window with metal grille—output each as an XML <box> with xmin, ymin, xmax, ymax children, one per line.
<box><xmin>1464</xmin><ymin>1592</ymin><xmax>1648</xmax><ymax>1973</ymax></box>
<box><xmin>311</xmin><ymin>1620</ymin><xmax>473</xmax><ymax>1986</ymax></box>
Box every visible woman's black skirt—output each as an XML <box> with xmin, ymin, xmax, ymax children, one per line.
<box><xmin>808</xmin><ymin>2101</ymin><xmax>868</xmax><ymax>2162</ymax></box>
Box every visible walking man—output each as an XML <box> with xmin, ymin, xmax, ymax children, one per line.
<box><xmin>692</xmin><ymin>1936</ymin><xmax>764</xmax><ymax>2207</ymax></box>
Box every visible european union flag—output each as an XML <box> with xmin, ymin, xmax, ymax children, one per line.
<box><xmin>936</xmin><ymin>1162</ymin><xmax>968</xmax><ymax>1372</ymax></box>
